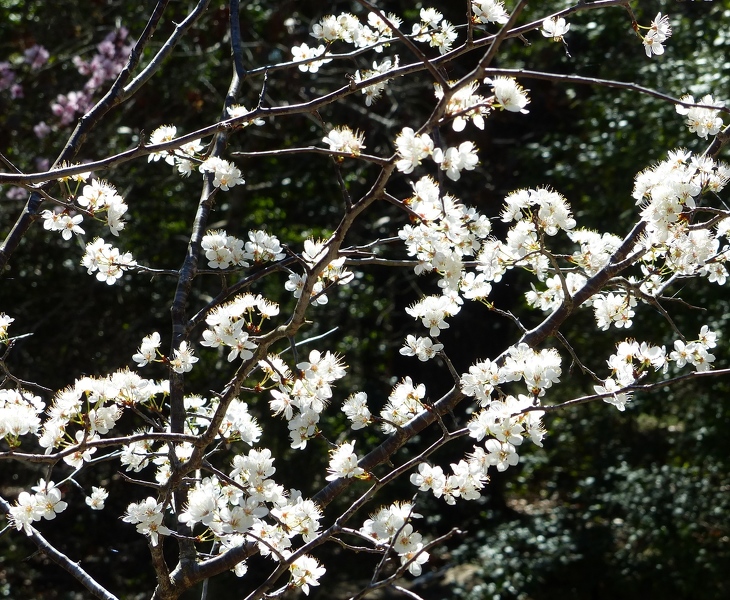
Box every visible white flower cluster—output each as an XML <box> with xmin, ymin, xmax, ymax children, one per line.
<box><xmin>8</xmin><ymin>480</ymin><xmax>68</xmax><ymax>536</ymax></box>
<box><xmin>528</xmin><ymin>150</ymin><xmax>730</xmax><ymax>329</ymax></box>
<box><xmin>0</xmin><ymin>388</ymin><xmax>44</xmax><ymax>443</ymax></box>
<box><xmin>322</xmin><ymin>126</ymin><xmax>366</xmax><ymax>156</ymax></box>
<box><xmin>471</xmin><ymin>0</ymin><xmax>509</xmax><ymax>25</ymax></box>
<box><xmin>199</xmin><ymin>156</ymin><xmax>245</xmax><ymax>191</ymax></box>
<box><xmin>435</xmin><ymin>80</ymin><xmax>491</xmax><ymax>132</ymax></box>
<box><xmin>326</xmin><ymin>440</ymin><xmax>365</xmax><ymax>481</ymax></box>
<box><xmin>41</xmin><ymin>209</ymin><xmax>84</xmax><ymax>240</ymax></box>
<box><xmin>642</xmin><ymin>12</ymin><xmax>672</xmax><ymax>58</ymax></box>
<box><xmin>467</xmin><ymin>392</ymin><xmax>544</xmax><ymax>450</ymax></box>
<box><xmin>405</xmin><ymin>352</ymin><xmax>554</xmax><ymax>506</ymax></box>
<box><xmin>293</xmin><ymin>9</ymin><xmax>405</xmax><ymax>75</ymax></box>
<box><xmin>85</xmin><ymin>486</ymin><xmax>108</xmax><ymax>510</ymax></box>
<box><xmin>123</xmin><ymin>497</ymin><xmax>171</xmax><ymax>546</ymax></box>
<box><xmin>148</xmin><ymin>124</ymin><xmax>204</xmax><ymax>177</ymax></box>
<box><xmin>201</xmin><ymin>293</ymin><xmax>277</xmax><ymax>362</ymax></box>
<box><xmin>568</xmin><ymin>229</ymin><xmax>623</xmax><ymax>276</ymax></box>
<box><xmin>121</xmin><ymin>397</ymin><xmax>261</xmax><ymax>482</ymax></box>
<box><xmin>461</xmin><ymin>344</ymin><xmax>562</xmax><ymax>403</ymax></box>
<box><xmin>676</xmin><ymin>94</ymin><xmax>725</xmax><ymax>139</ymax></box>
<box><xmin>341</xmin><ymin>391</ymin><xmax>372</xmax><ymax>430</ymax></box>
<box><xmin>380</xmin><ymin>376</ymin><xmax>426</xmax><ymax>434</ymax></box>
<box><xmin>169</xmin><ymin>341</ymin><xmax>198</xmax><ymax>374</ymax></box>
<box><xmin>289</xmin><ymin>555</ymin><xmax>327</xmax><ymax>595</ymax></box>
<box><xmin>410</xmin><ymin>8</ymin><xmax>457</xmax><ymax>54</ymax></box>
<box><xmin>311</xmin><ymin>12</ymin><xmax>400</xmax><ymax>46</ymax></box>
<box><xmin>633</xmin><ymin>149</ymin><xmax>730</xmax><ymax>282</ymax></box>
<box><xmin>285</xmin><ymin>238</ymin><xmax>353</xmax><ymax>306</ymax></box>
<box><xmin>411</xmin><ymin>459</ymin><xmax>482</xmax><ymax>506</ymax></box>
<box><xmin>217</xmin><ymin>398</ymin><xmax>263</xmax><ymax>443</ymax></box>
<box><xmin>394</xmin><ymin>126</ymin><xmax>479</xmax><ymax>180</ymax></box>
<box><xmin>592</xmin><ymin>292</ymin><xmax>637</xmax><ymax>331</ymax></box>
<box><xmin>147</xmin><ymin>124</ymin><xmax>178</xmax><ymax>162</ymax></box>
<box><xmin>394</xmin><ymin>142</ymin><xmax>711</xmax><ymax>371</ymax></box>
<box><xmin>433</xmin><ymin>141</ymin><xmax>479</xmax><ymax>181</ymax></box>
<box><xmin>443</xmin><ymin>381</ymin><xmax>541</xmax><ymax>491</ymax></box>
<box><xmin>244</xmin><ymin>230</ymin><xmax>286</xmax><ymax>263</ymax></box>
<box><xmin>353</xmin><ymin>56</ymin><xmax>399</xmax><ymax>106</ymax></box>
<box><xmin>489</xmin><ymin>186</ymin><xmax>576</xmax><ymax>282</ymax></box>
<box><xmin>265</xmin><ymin>349</ymin><xmax>347</xmax><ymax>449</ymax></box>
<box><xmin>43</xmin><ymin>176</ymin><xmax>128</xmax><ymax>241</ymax></box>
<box><xmin>486</xmin><ymin>76</ymin><xmax>530</xmax><ymax>113</ymax></box>
<box><xmin>393</xmin><ymin>79</ymin><xmax>527</xmax><ymax>175</ymax></box>
<box><xmin>596</xmin><ymin>327</ymin><xmax>717</xmax><ymax>411</ymax></box>
<box><xmin>76</xmin><ymin>178</ymin><xmax>128</xmax><ymax>235</ymax></box>
<box><xmin>501</xmin><ymin>187</ymin><xmax>576</xmax><ymax>235</ymax></box>
<box><xmin>40</xmin><ymin>369</ymin><xmax>165</xmax><ymax>460</ymax></box>
<box><xmin>294</xmin><ymin>7</ymin><xmax>460</xmax><ymax>104</ymax></box>
<box><xmin>669</xmin><ymin>326</ymin><xmax>717</xmax><ymax>372</ymax></box>
<box><xmin>399</xmin><ymin>334</ymin><xmax>444</xmax><ymax>362</ymax></box>
<box><xmin>394</xmin><ymin>127</ymin><xmax>434</xmax><ymax>174</ymax></box>
<box><xmin>360</xmin><ymin>501</ymin><xmax>429</xmax><ymax>575</ymax></box>
<box><xmin>201</xmin><ymin>229</ymin><xmax>285</xmax><ymax>270</ymax></box>
<box><xmin>291</xmin><ymin>42</ymin><xmax>332</xmax><ymax>73</ymax></box>
<box><xmin>81</xmin><ymin>237</ymin><xmax>136</xmax><ymax>284</ymax></box>
<box><xmin>132</xmin><ymin>331</ymin><xmax>161</xmax><ymax>367</ymax></box>
<box><xmin>399</xmin><ymin>176</ymin><xmax>492</xmax><ymax>295</ymax></box>
<box><xmin>121</xmin><ymin>431</ymin><xmax>179</xmax><ymax>480</ymax></box>
<box><xmin>201</xmin><ymin>230</ymin><xmax>246</xmax><ymax>269</ymax></box>
<box><xmin>170</xmin><ymin>465</ymin><xmax>325</xmax><ymax>586</ymax></box>
<box><xmin>525</xmin><ymin>271</ymin><xmax>587</xmax><ymax>313</ymax></box>
<box><xmin>226</xmin><ymin>103</ymin><xmax>265</xmax><ymax>127</ymax></box>
<box><xmin>405</xmin><ymin>295</ymin><xmax>461</xmax><ymax>337</ymax></box>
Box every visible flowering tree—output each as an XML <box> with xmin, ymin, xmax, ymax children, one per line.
<box><xmin>1</xmin><ymin>1</ymin><xmax>729</xmax><ymax>598</ymax></box>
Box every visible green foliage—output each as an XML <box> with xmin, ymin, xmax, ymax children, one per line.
<box><xmin>454</xmin><ymin>461</ymin><xmax>730</xmax><ymax>600</ymax></box>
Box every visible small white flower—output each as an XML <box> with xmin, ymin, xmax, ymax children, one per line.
<box><xmin>486</xmin><ymin>76</ymin><xmax>530</xmax><ymax>113</ymax></box>
<box><xmin>85</xmin><ymin>486</ymin><xmax>108</xmax><ymax>510</ymax></box>
<box><xmin>326</xmin><ymin>441</ymin><xmax>365</xmax><ymax>480</ymax></box>
<box><xmin>675</xmin><ymin>94</ymin><xmax>724</xmax><ymax>139</ymax></box>
<box><xmin>322</xmin><ymin>126</ymin><xmax>365</xmax><ymax>155</ymax></box>
<box><xmin>41</xmin><ymin>210</ymin><xmax>85</xmax><ymax>240</ymax></box>
<box><xmin>170</xmin><ymin>341</ymin><xmax>199</xmax><ymax>374</ymax></box>
<box><xmin>291</xmin><ymin>43</ymin><xmax>331</xmax><ymax>73</ymax></box>
<box><xmin>394</xmin><ymin>127</ymin><xmax>434</xmax><ymax>173</ymax></box>
<box><xmin>227</xmin><ymin>104</ymin><xmax>264</xmax><ymax>126</ymax></box>
<box><xmin>541</xmin><ymin>17</ymin><xmax>570</xmax><ymax>42</ymax></box>
<box><xmin>199</xmin><ymin>157</ymin><xmax>245</xmax><ymax>191</ymax></box>
<box><xmin>133</xmin><ymin>332</ymin><xmax>161</xmax><ymax>367</ymax></box>
<box><xmin>148</xmin><ymin>125</ymin><xmax>177</xmax><ymax>164</ymax></box>
<box><xmin>289</xmin><ymin>555</ymin><xmax>326</xmax><ymax>595</ymax></box>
